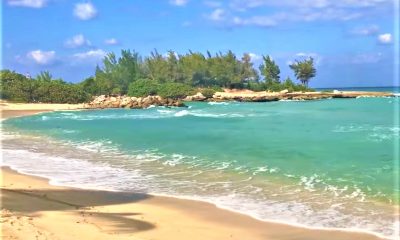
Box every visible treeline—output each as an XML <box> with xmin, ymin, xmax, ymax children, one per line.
<box><xmin>0</xmin><ymin>49</ymin><xmax>316</xmax><ymax>103</ymax></box>
<box><xmin>0</xmin><ymin>70</ymin><xmax>90</xmax><ymax>103</ymax></box>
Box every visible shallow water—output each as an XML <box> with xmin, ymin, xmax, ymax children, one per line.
<box><xmin>2</xmin><ymin>97</ymin><xmax>399</xmax><ymax>238</ymax></box>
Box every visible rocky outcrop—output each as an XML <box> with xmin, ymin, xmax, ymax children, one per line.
<box><xmin>183</xmin><ymin>92</ymin><xmax>207</xmax><ymax>101</ymax></box>
<box><xmin>209</xmin><ymin>90</ymin><xmax>394</xmax><ymax>102</ymax></box>
<box><xmin>84</xmin><ymin>95</ymin><xmax>186</xmax><ymax>109</ymax></box>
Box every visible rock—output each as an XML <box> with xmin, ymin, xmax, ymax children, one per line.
<box><xmin>85</xmin><ymin>95</ymin><xmax>187</xmax><ymax>109</ymax></box>
<box><xmin>280</xmin><ymin>89</ymin><xmax>289</xmax><ymax>94</ymax></box>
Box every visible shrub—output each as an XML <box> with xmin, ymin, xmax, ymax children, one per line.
<box><xmin>157</xmin><ymin>82</ymin><xmax>195</xmax><ymax>99</ymax></box>
<box><xmin>128</xmin><ymin>79</ymin><xmax>159</xmax><ymax>97</ymax></box>
<box><xmin>266</xmin><ymin>82</ymin><xmax>285</xmax><ymax>92</ymax></box>
<box><xmin>247</xmin><ymin>82</ymin><xmax>266</xmax><ymax>92</ymax></box>
<box><xmin>201</xmin><ymin>88</ymin><xmax>216</xmax><ymax>98</ymax></box>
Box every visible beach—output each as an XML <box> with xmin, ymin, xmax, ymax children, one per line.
<box><xmin>0</xmin><ymin>104</ymin><xmax>393</xmax><ymax>240</ymax></box>
<box><xmin>1</xmin><ymin>167</ymin><xmax>384</xmax><ymax>240</ymax></box>
<box><xmin>0</xmin><ymin>101</ymin><xmax>84</xmax><ymax>120</ymax></box>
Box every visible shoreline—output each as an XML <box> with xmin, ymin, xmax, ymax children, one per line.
<box><xmin>0</xmin><ymin>166</ymin><xmax>387</xmax><ymax>240</ymax></box>
<box><xmin>1</xmin><ymin>106</ymin><xmax>390</xmax><ymax>239</ymax></box>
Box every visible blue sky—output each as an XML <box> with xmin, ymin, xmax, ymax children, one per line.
<box><xmin>1</xmin><ymin>0</ymin><xmax>398</xmax><ymax>87</ymax></box>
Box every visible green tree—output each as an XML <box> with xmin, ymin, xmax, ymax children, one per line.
<box><xmin>259</xmin><ymin>55</ymin><xmax>280</xmax><ymax>89</ymax></box>
<box><xmin>289</xmin><ymin>57</ymin><xmax>316</xmax><ymax>86</ymax></box>
<box><xmin>240</xmin><ymin>53</ymin><xmax>259</xmax><ymax>84</ymax></box>
<box><xmin>157</xmin><ymin>82</ymin><xmax>194</xmax><ymax>99</ymax></box>
<box><xmin>128</xmin><ymin>79</ymin><xmax>159</xmax><ymax>97</ymax></box>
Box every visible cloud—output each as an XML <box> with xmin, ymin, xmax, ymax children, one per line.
<box><xmin>7</xmin><ymin>0</ymin><xmax>47</xmax><ymax>8</ymax></box>
<box><xmin>248</xmin><ymin>53</ymin><xmax>262</xmax><ymax>62</ymax></box>
<box><xmin>207</xmin><ymin>7</ymin><xmax>364</xmax><ymax>28</ymax></box>
<box><xmin>26</xmin><ymin>50</ymin><xmax>56</xmax><ymax>65</ymax></box>
<box><xmin>73</xmin><ymin>49</ymin><xmax>106</xmax><ymax>61</ymax></box>
<box><xmin>229</xmin><ymin>0</ymin><xmax>391</xmax><ymax>10</ymax></box>
<box><xmin>294</xmin><ymin>52</ymin><xmax>322</xmax><ymax>65</ymax></box>
<box><xmin>205</xmin><ymin>0</ymin><xmax>390</xmax><ymax>28</ymax></box>
<box><xmin>169</xmin><ymin>0</ymin><xmax>188</xmax><ymax>6</ymax></box>
<box><xmin>65</xmin><ymin>34</ymin><xmax>91</xmax><ymax>48</ymax></box>
<box><xmin>349</xmin><ymin>25</ymin><xmax>379</xmax><ymax>36</ymax></box>
<box><xmin>74</xmin><ymin>2</ymin><xmax>97</xmax><ymax>20</ymax></box>
<box><xmin>104</xmin><ymin>38</ymin><xmax>119</xmax><ymax>45</ymax></box>
<box><xmin>207</xmin><ymin>8</ymin><xmax>226</xmax><ymax>21</ymax></box>
<box><xmin>377</xmin><ymin>33</ymin><xmax>392</xmax><ymax>44</ymax></box>
<box><xmin>232</xmin><ymin>16</ymin><xmax>277</xmax><ymax>27</ymax></box>
<box><xmin>351</xmin><ymin>52</ymin><xmax>382</xmax><ymax>64</ymax></box>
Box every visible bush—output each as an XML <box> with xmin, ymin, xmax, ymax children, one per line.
<box><xmin>157</xmin><ymin>82</ymin><xmax>195</xmax><ymax>99</ymax></box>
<box><xmin>128</xmin><ymin>79</ymin><xmax>159</xmax><ymax>97</ymax></box>
<box><xmin>211</xmin><ymin>86</ymin><xmax>223</xmax><ymax>92</ymax></box>
<box><xmin>266</xmin><ymin>82</ymin><xmax>285</xmax><ymax>92</ymax></box>
<box><xmin>201</xmin><ymin>88</ymin><xmax>216</xmax><ymax>98</ymax></box>
<box><xmin>246</xmin><ymin>82</ymin><xmax>266</xmax><ymax>91</ymax></box>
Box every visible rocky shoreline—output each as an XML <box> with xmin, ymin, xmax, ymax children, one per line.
<box><xmin>83</xmin><ymin>90</ymin><xmax>395</xmax><ymax>109</ymax></box>
<box><xmin>210</xmin><ymin>90</ymin><xmax>395</xmax><ymax>102</ymax></box>
<box><xmin>83</xmin><ymin>95</ymin><xmax>185</xmax><ymax>109</ymax></box>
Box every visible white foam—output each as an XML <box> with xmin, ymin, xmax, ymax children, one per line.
<box><xmin>208</xmin><ymin>102</ymin><xmax>230</xmax><ymax>105</ymax></box>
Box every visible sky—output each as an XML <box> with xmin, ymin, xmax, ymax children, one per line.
<box><xmin>1</xmin><ymin>0</ymin><xmax>399</xmax><ymax>87</ymax></box>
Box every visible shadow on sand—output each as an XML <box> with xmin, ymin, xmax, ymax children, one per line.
<box><xmin>1</xmin><ymin>187</ymin><xmax>155</xmax><ymax>233</ymax></box>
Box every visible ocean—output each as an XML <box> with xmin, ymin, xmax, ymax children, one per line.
<box><xmin>1</xmin><ymin>92</ymin><xmax>399</xmax><ymax>239</ymax></box>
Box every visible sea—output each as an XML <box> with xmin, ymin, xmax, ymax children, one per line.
<box><xmin>1</xmin><ymin>87</ymin><xmax>399</xmax><ymax>239</ymax></box>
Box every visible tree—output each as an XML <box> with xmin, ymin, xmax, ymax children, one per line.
<box><xmin>289</xmin><ymin>57</ymin><xmax>316</xmax><ymax>86</ymax></box>
<box><xmin>36</xmin><ymin>71</ymin><xmax>53</xmax><ymax>82</ymax></box>
<box><xmin>259</xmin><ymin>55</ymin><xmax>280</xmax><ymax>88</ymax></box>
<box><xmin>240</xmin><ymin>53</ymin><xmax>259</xmax><ymax>84</ymax></box>
<box><xmin>128</xmin><ymin>79</ymin><xmax>159</xmax><ymax>97</ymax></box>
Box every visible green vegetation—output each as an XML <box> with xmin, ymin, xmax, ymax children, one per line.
<box><xmin>157</xmin><ymin>82</ymin><xmax>195</xmax><ymax>99</ymax></box>
<box><xmin>1</xmin><ymin>49</ymin><xmax>316</xmax><ymax>103</ymax></box>
<box><xmin>289</xmin><ymin>57</ymin><xmax>316</xmax><ymax>86</ymax></box>
<box><xmin>128</xmin><ymin>79</ymin><xmax>158</xmax><ymax>97</ymax></box>
<box><xmin>201</xmin><ymin>88</ymin><xmax>216</xmax><ymax>98</ymax></box>
<box><xmin>0</xmin><ymin>70</ymin><xmax>89</xmax><ymax>103</ymax></box>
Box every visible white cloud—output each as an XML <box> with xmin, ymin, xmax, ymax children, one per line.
<box><xmin>7</xmin><ymin>0</ymin><xmax>47</xmax><ymax>8</ymax></box>
<box><xmin>207</xmin><ymin>7</ymin><xmax>364</xmax><ymax>27</ymax></box>
<box><xmin>26</xmin><ymin>50</ymin><xmax>56</xmax><ymax>65</ymax></box>
<box><xmin>248</xmin><ymin>53</ymin><xmax>262</xmax><ymax>62</ymax></box>
<box><xmin>208</xmin><ymin>8</ymin><xmax>226</xmax><ymax>21</ymax></box>
<box><xmin>104</xmin><ymin>38</ymin><xmax>119</xmax><ymax>45</ymax></box>
<box><xmin>169</xmin><ymin>0</ymin><xmax>188</xmax><ymax>6</ymax></box>
<box><xmin>349</xmin><ymin>25</ymin><xmax>379</xmax><ymax>36</ymax></box>
<box><xmin>294</xmin><ymin>52</ymin><xmax>322</xmax><ymax>65</ymax></box>
<box><xmin>73</xmin><ymin>49</ymin><xmax>106</xmax><ymax>61</ymax></box>
<box><xmin>229</xmin><ymin>0</ymin><xmax>390</xmax><ymax>10</ymax></box>
<box><xmin>206</xmin><ymin>0</ymin><xmax>390</xmax><ymax>27</ymax></box>
<box><xmin>351</xmin><ymin>52</ymin><xmax>382</xmax><ymax>64</ymax></box>
<box><xmin>377</xmin><ymin>33</ymin><xmax>392</xmax><ymax>44</ymax></box>
<box><xmin>233</xmin><ymin>16</ymin><xmax>277</xmax><ymax>27</ymax></box>
<box><xmin>65</xmin><ymin>34</ymin><xmax>91</xmax><ymax>48</ymax></box>
<box><xmin>74</xmin><ymin>2</ymin><xmax>97</xmax><ymax>20</ymax></box>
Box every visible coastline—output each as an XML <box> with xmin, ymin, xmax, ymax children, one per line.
<box><xmin>0</xmin><ymin>106</ymin><xmax>389</xmax><ymax>240</ymax></box>
<box><xmin>0</xmin><ymin>102</ymin><xmax>84</xmax><ymax>120</ymax></box>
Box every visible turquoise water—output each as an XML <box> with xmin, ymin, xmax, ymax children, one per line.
<box><xmin>316</xmin><ymin>86</ymin><xmax>400</xmax><ymax>93</ymax></box>
<box><xmin>2</xmin><ymin>97</ymin><xmax>399</xmax><ymax>238</ymax></box>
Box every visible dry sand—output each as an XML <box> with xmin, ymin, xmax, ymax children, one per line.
<box><xmin>0</xmin><ymin>101</ymin><xmax>84</xmax><ymax>120</ymax></box>
<box><xmin>0</xmin><ymin>105</ymin><xmax>385</xmax><ymax>240</ymax></box>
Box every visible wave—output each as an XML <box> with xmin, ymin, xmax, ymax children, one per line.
<box><xmin>1</xmin><ymin>127</ymin><xmax>396</xmax><ymax>239</ymax></box>
<box><xmin>208</xmin><ymin>102</ymin><xmax>230</xmax><ymax>105</ymax></box>
<box><xmin>333</xmin><ymin>124</ymin><xmax>399</xmax><ymax>142</ymax></box>
<box><xmin>36</xmin><ymin>109</ymin><xmax>249</xmax><ymax>121</ymax></box>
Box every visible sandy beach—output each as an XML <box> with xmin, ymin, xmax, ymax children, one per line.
<box><xmin>0</xmin><ymin>101</ymin><xmax>84</xmax><ymax>120</ymax></box>
<box><xmin>1</xmin><ymin>106</ymin><xmax>385</xmax><ymax>240</ymax></box>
